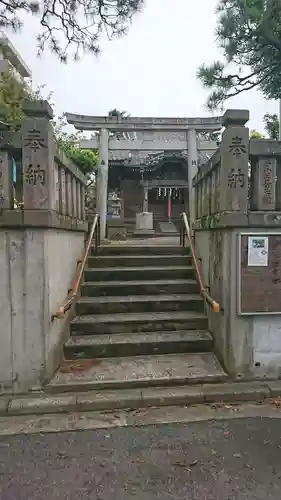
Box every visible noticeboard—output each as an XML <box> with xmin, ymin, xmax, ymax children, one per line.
<box><xmin>239</xmin><ymin>233</ymin><xmax>281</xmax><ymax>314</ymax></box>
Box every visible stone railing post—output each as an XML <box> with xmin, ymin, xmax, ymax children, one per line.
<box><xmin>22</xmin><ymin>100</ymin><xmax>55</xmax><ymax>210</ymax></box>
<box><xmin>220</xmin><ymin>110</ymin><xmax>249</xmax><ymax>213</ymax></box>
<box><xmin>0</xmin><ymin>151</ymin><xmax>13</xmax><ymax>210</ymax></box>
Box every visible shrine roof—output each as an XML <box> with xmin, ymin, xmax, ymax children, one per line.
<box><xmin>107</xmin><ymin>150</ymin><xmax>212</xmax><ymax>168</ymax></box>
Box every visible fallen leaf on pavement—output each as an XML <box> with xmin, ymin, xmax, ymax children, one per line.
<box><xmin>245</xmin><ymin>463</ymin><xmax>254</xmax><ymax>469</ymax></box>
<box><xmin>224</xmin><ymin>431</ymin><xmax>232</xmax><ymax>437</ymax></box>
<box><xmin>211</xmin><ymin>402</ymin><xmax>224</xmax><ymax>409</ymax></box>
<box><xmin>59</xmin><ymin>359</ymin><xmax>101</xmax><ymax>374</ymax></box>
<box><xmin>173</xmin><ymin>460</ymin><xmax>198</xmax><ymax>468</ymax></box>
<box><xmin>189</xmin><ymin>460</ymin><xmax>198</xmax><ymax>466</ymax></box>
<box><xmin>268</xmin><ymin>397</ymin><xmax>281</xmax><ymax>408</ymax></box>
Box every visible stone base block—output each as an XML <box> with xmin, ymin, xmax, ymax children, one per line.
<box><xmin>136</xmin><ymin>212</ymin><xmax>154</xmax><ymax>231</ymax></box>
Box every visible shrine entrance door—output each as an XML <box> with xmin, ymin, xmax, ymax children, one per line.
<box><xmin>148</xmin><ymin>186</ymin><xmax>185</xmax><ymax>224</ymax></box>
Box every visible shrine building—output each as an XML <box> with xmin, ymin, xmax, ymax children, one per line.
<box><xmin>66</xmin><ymin>113</ymin><xmax>222</xmax><ymax>238</ymax></box>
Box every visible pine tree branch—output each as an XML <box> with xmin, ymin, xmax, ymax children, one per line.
<box><xmin>0</xmin><ymin>0</ymin><xmax>144</xmax><ymax>60</ymax></box>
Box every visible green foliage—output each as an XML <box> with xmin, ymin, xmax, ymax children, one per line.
<box><xmin>197</xmin><ymin>0</ymin><xmax>281</xmax><ymax>110</ymax></box>
<box><xmin>250</xmin><ymin>129</ymin><xmax>266</xmax><ymax>139</ymax></box>
<box><xmin>263</xmin><ymin>112</ymin><xmax>279</xmax><ymax>140</ymax></box>
<box><xmin>0</xmin><ymin>69</ymin><xmax>31</xmax><ymax>128</ymax></box>
<box><xmin>1</xmin><ymin>0</ymin><xmax>144</xmax><ymax>61</ymax></box>
<box><xmin>67</xmin><ymin>147</ymin><xmax>98</xmax><ymax>177</ymax></box>
<box><xmin>108</xmin><ymin>108</ymin><xmax>131</xmax><ymax>138</ymax></box>
<box><xmin>0</xmin><ymin>73</ymin><xmax>52</xmax><ymax>129</ymax></box>
<box><xmin>108</xmin><ymin>109</ymin><xmax>130</xmax><ymax>118</ymax></box>
<box><xmin>28</xmin><ymin>87</ymin><xmax>97</xmax><ymax>177</ymax></box>
<box><xmin>247</xmin><ymin>114</ymin><xmax>279</xmax><ymax>140</ymax></box>
<box><xmin>54</xmin><ymin>116</ymin><xmax>98</xmax><ymax>177</ymax></box>
<box><xmin>0</xmin><ymin>73</ymin><xmax>97</xmax><ymax>176</ymax></box>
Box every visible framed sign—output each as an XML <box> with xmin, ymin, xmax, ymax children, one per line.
<box><xmin>238</xmin><ymin>233</ymin><xmax>281</xmax><ymax>314</ymax></box>
<box><xmin>247</xmin><ymin>236</ymin><xmax>268</xmax><ymax>267</ymax></box>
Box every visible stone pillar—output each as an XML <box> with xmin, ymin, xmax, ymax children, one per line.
<box><xmin>22</xmin><ymin>101</ymin><xmax>55</xmax><ymax>210</ymax></box>
<box><xmin>81</xmin><ymin>185</ymin><xmax>85</xmax><ymax>220</ymax></box>
<box><xmin>96</xmin><ymin>128</ymin><xmax>109</xmax><ymax>240</ymax></box>
<box><xmin>220</xmin><ymin>110</ymin><xmax>249</xmax><ymax>212</ymax></box>
<box><xmin>60</xmin><ymin>168</ymin><xmax>67</xmax><ymax>214</ymax></box>
<box><xmin>187</xmin><ymin>128</ymin><xmax>198</xmax><ymax>228</ymax></box>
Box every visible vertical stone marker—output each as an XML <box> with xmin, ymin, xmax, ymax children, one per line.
<box><xmin>254</xmin><ymin>157</ymin><xmax>277</xmax><ymax>210</ymax></box>
<box><xmin>22</xmin><ymin>101</ymin><xmax>55</xmax><ymax>210</ymax></box>
<box><xmin>220</xmin><ymin>109</ymin><xmax>249</xmax><ymax>213</ymax></box>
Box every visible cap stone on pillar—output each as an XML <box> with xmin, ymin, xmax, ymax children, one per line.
<box><xmin>222</xmin><ymin>109</ymin><xmax>249</xmax><ymax>128</ymax></box>
<box><xmin>23</xmin><ymin>100</ymin><xmax>54</xmax><ymax>120</ymax></box>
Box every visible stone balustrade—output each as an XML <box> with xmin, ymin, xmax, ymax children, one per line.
<box><xmin>193</xmin><ymin>109</ymin><xmax>250</xmax><ymax>226</ymax></box>
<box><xmin>0</xmin><ymin>100</ymin><xmax>87</xmax><ymax>231</ymax></box>
<box><xmin>54</xmin><ymin>146</ymin><xmax>86</xmax><ymax>220</ymax></box>
<box><xmin>0</xmin><ymin>100</ymin><xmax>90</xmax><ymax>394</ymax></box>
<box><xmin>193</xmin><ymin>110</ymin><xmax>281</xmax><ymax>227</ymax></box>
<box><xmin>193</xmin><ymin>109</ymin><xmax>281</xmax><ymax>382</ymax></box>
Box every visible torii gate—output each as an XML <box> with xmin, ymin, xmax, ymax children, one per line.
<box><xmin>65</xmin><ymin>113</ymin><xmax>222</xmax><ymax>239</ymax></box>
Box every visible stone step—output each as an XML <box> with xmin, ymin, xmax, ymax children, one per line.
<box><xmin>84</xmin><ymin>266</ymin><xmax>195</xmax><ymax>282</ymax></box>
<box><xmin>10</xmin><ymin>381</ymin><xmax>272</xmax><ymax>416</ymax></box>
<box><xmin>64</xmin><ymin>330</ymin><xmax>213</xmax><ymax>359</ymax></box>
<box><xmin>70</xmin><ymin>311</ymin><xmax>208</xmax><ymax>335</ymax></box>
<box><xmin>153</xmin><ymin>233</ymin><xmax>181</xmax><ymax>238</ymax></box>
<box><xmin>76</xmin><ymin>294</ymin><xmax>204</xmax><ymax>315</ymax></box>
<box><xmin>96</xmin><ymin>245</ymin><xmax>187</xmax><ymax>256</ymax></box>
<box><xmin>81</xmin><ymin>279</ymin><xmax>199</xmax><ymax>297</ymax></box>
<box><xmin>87</xmin><ymin>254</ymin><xmax>192</xmax><ymax>268</ymax></box>
<box><xmin>46</xmin><ymin>352</ymin><xmax>228</xmax><ymax>393</ymax></box>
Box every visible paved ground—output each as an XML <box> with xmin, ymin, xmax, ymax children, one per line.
<box><xmin>1</xmin><ymin>417</ymin><xmax>281</xmax><ymax>499</ymax></box>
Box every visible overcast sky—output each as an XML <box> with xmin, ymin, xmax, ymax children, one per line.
<box><xmin>10</xmin><ymin>0</ymin><xmax>278</xmax><ymax>132</ymax></box>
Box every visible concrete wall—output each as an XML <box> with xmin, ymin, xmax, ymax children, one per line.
<box><xmin>252</xmin><ymin>317</ymin><xmax>281</xmax><ymax>379</ymax></box>
<box><xmin>195</xmin><ymin>227</ymin><xmax>281</xmax><ymax>380</ymax></box>
<box><xmin>194</xmin><ymin>229</ymin><xmax>231</xmax><ymax>373</ymax></box>
<box><xmin>0</xmin><ymin>228</ymin><xmax>85</xmax><ymax>394</ymax></box>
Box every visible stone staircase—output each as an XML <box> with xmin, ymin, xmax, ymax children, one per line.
<box><xmin>47</xmin><ymin>243</ymin><xmax>228</xmax><ymax>400</ymax></box>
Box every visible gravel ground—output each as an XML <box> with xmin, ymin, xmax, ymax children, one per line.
<box><xmin>0</xmin><ymin>418</ymin><xmax>281</xmax><ymax>500</ymax></box>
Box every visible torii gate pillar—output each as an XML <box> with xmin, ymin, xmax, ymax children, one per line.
<box><xmin>188</xmin><ymin>128</ymin><xmax>198</xmax><ymax>229</ymax></box>
<box><xmin>96</xmin><ymin>128</ymin><xmax>109</xmax><ymax>240</ymax></box>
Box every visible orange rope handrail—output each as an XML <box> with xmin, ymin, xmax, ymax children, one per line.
<box><xmin>51</xmin><ymin>214</ymin><xmax>100</xmax><ymax>320</ymax></box>
<box><xmin>180</xmin><ymin>212</ymin><xmax>220</xmax><ymax>313</ymax></box>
